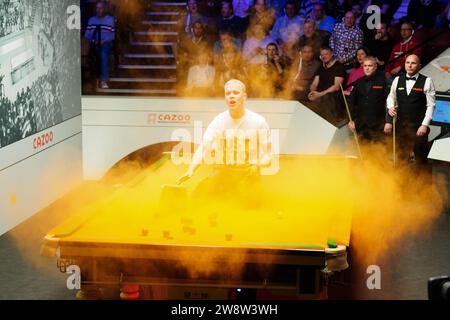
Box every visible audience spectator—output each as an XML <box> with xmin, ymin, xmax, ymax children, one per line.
<box><xmin>308</xmin><ymin>46</ymin><xmax>347</xmax><ymax>124</ymax></box>
<box><xmin>410</xmin><ymin>0</ymin><xmax>441</xmax><ymax>29</ymax></box>
<box><xmin>180</xmin><ymin>0</ymin><xmax>207</xmax><ymax>37</ymax></box>
<box><xmin>290</xmin><ymin>44</ymin><xmax>321</xmax><ymax>102</ymax></box>
<box><xmin>344</xmin><ymin>46</ymin><xmax>370</xmax><ymax>95</ymax></box>
<box><xmin>391</xmin><ymin>0</ymin><xmax>413</xmax><ymax>25</ymax></box>
<box><xmin>266</xmin><ymin>0</ymin><xmax>288</xmax><ymax>18</ymax></box>
<box><xmin>178</xmin><ymin>20</ymin><xmax>212</xmax><ymax>84</ymax></box>
<box><xmin>330</xmin><ymin>0</ymin><xmax>351</xmax><ymax>21</ymax></box>
<box><xmin>435</xmin><ymin>1</ymin><xmax>450</xmax><ymax>28</ymax></box>
<box><xmin>329</xmin><ymin>11</ymin><xmax>363</xmax><ymax>68</ymax></box>
<box><xmin>198</xmin><ymin>0</ymin><xmax>221</xmax><ymax>34</ymax></box>
<box><xmin>248</xmin><ymin>0</ymin><xmax>275</xmax><ymax>33</ymax></box>
<box><xmin>199</xmin><ymin>0</ymin><xmax>222</xmax><ymax>19</ymax></box>
<box><xmin>84</xmin><ymin>1</ymin><xmax>115</xmax><ymax>89</ymax></box>
<box><xmin>351</xmin><ymin>1</ymin><xmax>364</xmax><ymax>27</ymax></box>
<box><xmin>216</xmin><ymin>49</ymin><xmax>247</xmax><ymax>90</ymax></box>
<box><xmin>261</xmin><ymin>42</ymin><xmax>287</xmax><ymax>96</ymax></box>
<box><xmin>269</xmin><ymin>1</ymin><xmax>304</xmax><ymax>61</ymax></box>
<box><xmin>296</xmin><ymin>19</ymin><xmax>330</xmax><ymax>59</ymax></box>
<box><xmin>366</xmin><ymin>21</ymin><xmax>395</xmax><ymax>69</ymax></box>
<box><xmin>310</xmin><ymin>2</ymin><xmax>335</xmax><ymax>34</ymax></box>
<box><xmin>391</xmin><ymin>0</ymin><xmax>441</xmax><ymax>28</ymax></box>
<box><xmin>243</xmin><ymin>24</ymin><xmax>274</xmax><ymax>65</ymax></box>
<box><xmin>233</xmin><ymin>0</ymin><xmax>254</xmax><ymax>26</ymax></box>
<box><xmin>213</xmin><ymin>30</ymin><xmax>243</xmax><ymax>66</ymax></box>
<box><xmin>385</xmin><ymin>21</ymin><xmax>422</xmax><ymax>79</ymax></box>
<box><xmin>353</xmin><ymin>0</ymin><xmax>378</xmax><ymax>42</ymax></box>
<box><xmin>186</xmin><ymin>51</ymin><xmax>216</xmax><ymax>96</ymax></box>
<box><xmin>376</xmin><ymin>0</ymin><xmax>398</xmax><ymax>17</ymax></box>
<box><xmin>299</xmin><ymin>0</ymin><xmax>319</xmax><ymax>19</ymax></box>
<box><xmin>217</xmin><ymin>1</ymin><xmax>247</xmax><ymax>38</ymax></box>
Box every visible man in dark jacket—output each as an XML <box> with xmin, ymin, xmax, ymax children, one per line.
<box><xmin>348</xmin><ymin>56</ymin><xmax>388</xmax><ymax>143</ymax></box>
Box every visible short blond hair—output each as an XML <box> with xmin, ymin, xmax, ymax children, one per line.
<box><xmin>363</xmin><ymin>56</ymin><xmax>377</xmax><ymax>64</ymax></box>
<box><xmin>224</xmin><ymin>79</ymin><xmax>246</xmax><ymax>93</ymax></box>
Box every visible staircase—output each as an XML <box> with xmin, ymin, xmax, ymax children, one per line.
<box><xmin>97</xmin><ymin>1</ymin><xmax>187</xmax><ymax>96</ymax></box>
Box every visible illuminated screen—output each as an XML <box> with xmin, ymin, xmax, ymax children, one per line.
<box><xmin>0</xmin><ymin>0</ymin><xmax>81</xmax><ymax>148</ymax></box>
<box><xmin>432</xmin><ymin>98</ymin><xmax>450</xmax><ymax>125</ymax></box>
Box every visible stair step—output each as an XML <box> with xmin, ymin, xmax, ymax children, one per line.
<box><xmin>124</xmin><ymin>53</ymin><xmax>175</xmax><ymax>58</ymax></box>
<box><xmin>134</xmin><ymin>31</ymin><xmax>178</xmax><ymax>36</ymax></box>
<box><xmin>151</xmin><ymin>2</ymin><xmax>187</xmax><ymax>6</ymax></box>
<box><xmin>147</xmin><ymin>11</ymin><xmax>180</xmax><ymax>15</ymax></box>
<box><xmin>130</xmin><ymin>41</ymin><xmax>175</xmax><ymax>46</ymax></box>
<box><xmin>113</xmin><ymin>68</ymin><xmax>177</xmax><ymax>78</ymax></box>
<box><xmin>109</xmin><ymin>77</ymin><xmax>176</xmax><ymax>83</ymax></box>
<box><xmin>142</xmin><ymin>20</ymin><xmax>178</xmax><ymax>25</ymax></box>
<box><xmin>118</xmin><ymin>64</ymin><xmax>177</xmax><ymax>70</ymax></box>
<box><xmin>96</xmin><ymin>88</ymin><xmax>177</xmax><ymax>94</ymax></box>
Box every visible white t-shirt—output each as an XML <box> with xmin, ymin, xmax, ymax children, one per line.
<box><xmin>191</xmin><ymin>108</ymin><xmax>271</xmax><ymax>168</ymax></box>
<box><xmin>187</xmin><ymin>65</ymin><xmax>215</xmax><ymax>88</ymax></box>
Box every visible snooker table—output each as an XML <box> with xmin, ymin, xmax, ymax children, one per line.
<box><xmin>41</xmin><ymin>154</ymin><xmax>354</xmax><ymax>300</ymax></box>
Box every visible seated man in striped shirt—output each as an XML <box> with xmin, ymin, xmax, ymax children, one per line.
<box><xmin>84</xmin><ymin>0</ymin><xmax>115</xmax><ymax>89</ymax></box>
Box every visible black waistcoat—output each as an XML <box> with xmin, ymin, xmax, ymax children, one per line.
<box><xmin>396</xmin><ymin>73</ymin><xmax>427</xmax><ymax>127</ymax></box>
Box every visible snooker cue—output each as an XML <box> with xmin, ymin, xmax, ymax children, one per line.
<box><xmin>340</xmin><ymin>84</ymin><xmax>363</xmax><ymax>160</ymax></box>
<box><xmin>393</xmin><ymin>115</ymin><xmax>397</xmax><ymax>167</ymax></box>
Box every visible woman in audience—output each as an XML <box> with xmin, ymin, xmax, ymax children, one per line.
<box><xmin>344</xmin><ymin>46</ymin><xmax>370</xmax><ymax>95</ymax></box>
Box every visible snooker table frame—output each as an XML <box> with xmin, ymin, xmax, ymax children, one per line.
<box><xmin>42</xmin><ymin>235</ymin><xmax>348</xmax><ymax>299</ymax></box>
<box><xmin>41</xmin><ymin>153</ymin><xmax>352</xmax><ymax>299</ymax></box>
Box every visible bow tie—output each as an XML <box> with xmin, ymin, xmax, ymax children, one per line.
<box><xmin>406</xmin><ymin>76</ymin><xmax>416</xmax><ymax>81</ymax></box>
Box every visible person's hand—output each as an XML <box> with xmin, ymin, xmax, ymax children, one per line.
<box><xmin>308</xmin><ymin>91</ymin><xmax>321</xmax><ymax>101</ymax></box>
<box><xmin>291</xmin><ymin>83</ymin><xmax>304</xmax><ymax>92</ymax></box>
<box><xmin>273</xmin><ymin>54</ymin><xmax>280</xmax><ymax>64</ymax></box>
<box><xmin>176</xmin><ymin>171</ymin><xmax>192</xmax><ymax>185</ymax></box>
<box><xmin>417</xmin><ymin>125</ymin><xmax>428</xmax><ymax>137</ymax></box>
<box><xmin>347</xmin><ymin>121</ymin><xmax>356</xmax><ymax>132</ymax></box>
<box><xmin>384</xmin><ymin>123</ymin><xmax>393</xmax><ymax>134</ymax></box>
<box><xmin>388</xmin><ymin>107</ymin><xmax>397</xmax><ymax>117</ymax></box>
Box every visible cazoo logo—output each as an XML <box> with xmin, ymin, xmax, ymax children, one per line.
<box><xmin>148</xmin><ymin>113</ymin><xmax>192</xmax><ymax>125</ymax></box>
<box><xmin>33</xmin><ymin>131</ymin><xmax>53</xmax><ymax>149</ymax></box>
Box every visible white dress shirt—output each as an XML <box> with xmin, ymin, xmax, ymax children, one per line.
<box><xmin>386</xmin><ymin>73</ymin><xmax>436</xmax><ymax>126</ymax></box>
